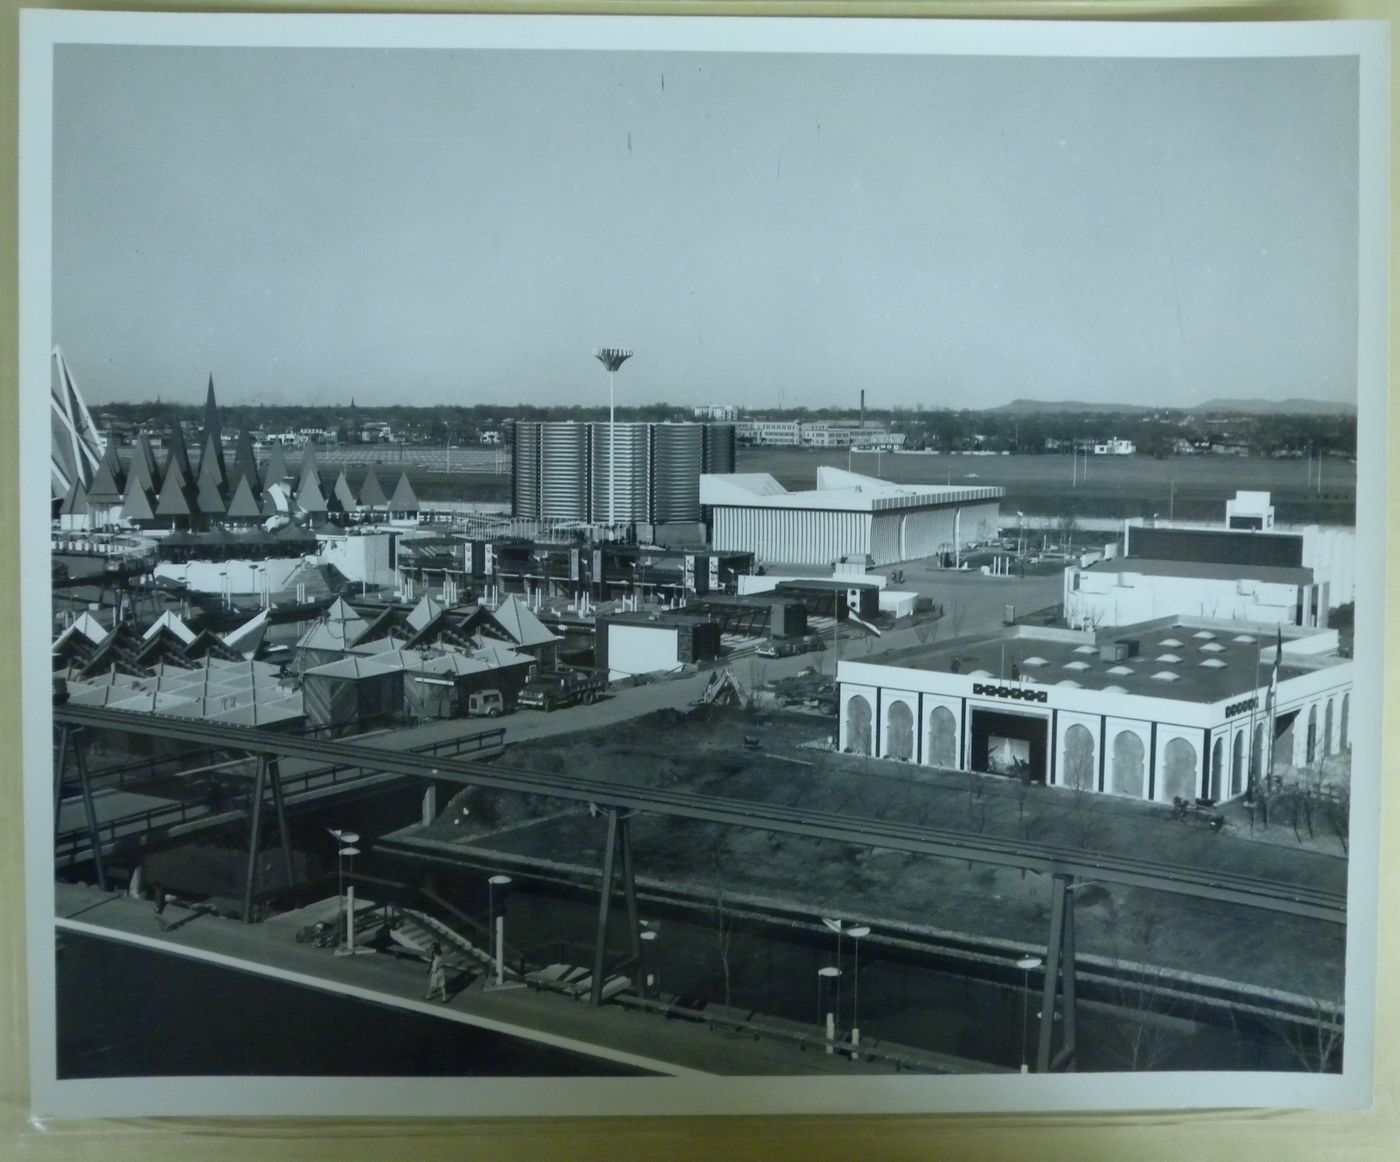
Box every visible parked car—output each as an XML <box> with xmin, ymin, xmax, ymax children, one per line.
<box><xmin>466</xmin><ymin>689</ymin><xmax>506</xmax><ymax>718</ymax></box>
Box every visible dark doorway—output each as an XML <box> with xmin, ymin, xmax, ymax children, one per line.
<box><xmin>970</xmin><ymin>709</ymin><xmax>1049</xmax><ymax>783</ymax></box>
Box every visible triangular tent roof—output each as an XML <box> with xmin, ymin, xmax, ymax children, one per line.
<box><xmin>331</xmin><ymin>470</ymin><xmax>357</xmax><ymax>513</ymax></box>
<box><xmin>202</xmin><ymin>375</ymin><xmax>224</xmax><ymax>452</ymax></box>
<box><xmin>357</xmin><ymin>467</ymin><xmax>388</xmax><ymax>508</ymax></box>
<box><xmin>261</xmin><ymin>443</ymin><xmax>290</xmax><ymax>490</ymax></box>
<box><xmin>85</xmin><ymin>442</ymin><xmax>125</xmax><ymax>504</ymax></box>
<box><xmin>222</xmin><ymin>612</ymin><xmax>270</xmax><ymax>658</ymax></box>
<box><xmin>297</xmin><ymin>443</ymin><xmax>320</xmax><ymax>490</ymax></box>
<box><xmin>387</xmin><ymin>472</ymin><xmax>419</xmax><ymax>513</ymax></box>
<box><xmin>60</xmin><ymin>480</ymin><xmax>89</xmax><ymax>516</ymax></box>
<box><xmin>406</xmin><ymin>595</ymin><xmax>445</xmax><ymax>632</ymax></box>
<box><xmin>130</xmin><ymin>432</ymin><xmax>159</xmax><ymax>492</ymax></box>
<box><xmin>491</xmin><ymin>594</ymin><xmax>561</xmax><ymax>648</ymax></box>
<box><xmin>225</xmin><ymin>475</ymin><xmax>263</xmax><ymax>520</ymax></box>
<box><xmin>154</xmin><ymin>461</ymin><xmax>195</xmax><ymax>519</ymax></box>
<box><xmin>195</xmin><ymin>464</ymin><xmax>227</xmax><ymax>516</ymax></box>
<box><xmin>230</xmin><ymin>429</ymin><xmax>260</xmax><ymax>491</ymax></box>
<box><xmin>165</xmin><ymin>419</ymin><xmax>194</xmax><ymax>484</ymax></box>
<box><xmin>54</xmin><ymin>611</ymin><xmax>109</xmax><ymax>649</ymax></box>
<box><xmin>296</xmin><ymin>471</ymin><xmax>327</xmax><ymax>515</ymax></box>
<box><xmin>142</xmin><ymin>610</ymin><xmax>197</xmax><ymax>645</ymax></box>
<box><xmin>120</xmin><ymin>472</ymin><xmax>156</xmax><ymax>523</ymax></box>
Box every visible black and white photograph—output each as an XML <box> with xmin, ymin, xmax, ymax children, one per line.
<box><xmin>18</xmin><ymin>11</ymin><xmax>1389</xmax><ymax>1120</ymax></box>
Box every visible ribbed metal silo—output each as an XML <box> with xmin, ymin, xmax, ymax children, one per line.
<box><xmin>589</xmin><ymin>422</ymin><xmax>651</xmax><ymax>524</ymax></box>
<box><xmin>703</xmin><ymin>423</ymin><xmax>736</xmax><ymax>474</ymax></box>
<box><xmin>510</xmin><ymin>421</ymin><xmax>541</xmax><ymax>519</ymax></box>
<box><xmin>538</xmin><ymin>422</ymin><xmax>589</xmax><ymax>521</ymax></box>
<box><xmin>651</xmin><ymin>423</ymin><xmax>705</xmax><ymax>523</ymax></box>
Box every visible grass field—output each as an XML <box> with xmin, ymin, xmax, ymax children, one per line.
<box><xmin>739</xmin><ymin>447</ymin><xmax>1356</xmax><ymax>525</ymax></box>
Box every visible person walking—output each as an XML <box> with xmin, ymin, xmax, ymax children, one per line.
<box><xmin>425</xmin><ymin>941</ymin><xmax>448</xmax><ymax>1002</ymax></box>
<box><xmin>153</xmin><ymin>884</ymin><xmax>171</xmax><ymax>932</ymax></box>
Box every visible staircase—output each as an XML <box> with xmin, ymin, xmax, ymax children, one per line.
<box><xmin>389</xmin><ymin>907</ymin><xmax>519</xmax><ymax>980</ymax></box>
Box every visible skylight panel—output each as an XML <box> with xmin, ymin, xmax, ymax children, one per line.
<box><xmin>1151</xmin><ymin>670</ymin><xmax>1180</xmax><ymax>682</ymax></box>
<box><xmin>1199</xmin><ymin>659</ymin><xmax>1227</xmax><ymax>669</ymax></box>
<box><xmin>1107</xmin><ymin>665</ymin><xmax>1134</xmax><ymax>676</ymax></box>
<box><xmin>1063</xmin><ymin>660</ymin><xmax>1090</xmax><ymax>671</ymax></box>
<box><xmin>1074</xmin><ymin>645</ymin><xmax>1098</xmax><ymax>655</ymax></box>
<box><xmin>1192</xmin><ymin>630</ymin><xmax>1217</xmax><ymax>640</ymax></box>
<box><xmin>1155</xmin><ymin>653</ymin><xmax>1182</xmax><ymax>664</ymax></box>
<box><xmin>1158</xmin><ymin>638</ymin><xmax>1183</xmax><ymax>648</ymax></box>
<box><xmin>1199</xmin><ymin>642</ymin><xmax>1226</xmax><ymax>653</ymax></box>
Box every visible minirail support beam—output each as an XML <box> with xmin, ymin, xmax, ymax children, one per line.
<box><xmin>1035</xmin><ymin>873</ymin><xmax>1078</xmax><ymax>1073</ymax></box>
<box><xmin>590</xmin><ymin>808</ymin><xmax>641</xmax><ymax>1006</ymax></box>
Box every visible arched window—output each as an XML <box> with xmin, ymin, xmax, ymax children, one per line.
<box><xmin>1210</xmin><ymin>737</ymin><xmax>1224</xmax><ymax>800</ymax></box>
<box><xmin>886</xmin><ymin>700</ymin><xmax>913</xmax><ymax>761</ymax></box>
<box><xmin>1340</xmin><ymin>694</ymin><xmax>1350</xmax><ymax>752</ymax></box>
<box><xmin>1111</xmin><ymin>730</ymin><xmax>1144</xmax><ymax>798</ymax></box>
<box><xmin>1323</xmin><ymin>699</ymin><xmax>1334</xmax><ymax>758</ymax></box>
<box><xmin>1063</xmin><ymin>724</ymin><xmax>1095</xmax><ymax>790</ymax></box>
<box><xmin>1306</xmin><ymin>705</ymin><xmax>1318</xmax><ymax>765</ymax></box>
<box><xmin>845</xmin><ymin>695</ymin><xmax>872</xmax><ymax>756</ymax></box>
<box><xmin>928</xmin><ymin>706</ymin><xmax>957</xmax><ymax>769</ymax></box>
<box><xmin>1231</xmin><ymin>732</ymin><xmax>1245</xmax><ymax>798</ymax></box>
<box><xmin>1163</xmin><ymin>738</ymin><xmax>1198</xmax><ymax>803</ymax></box>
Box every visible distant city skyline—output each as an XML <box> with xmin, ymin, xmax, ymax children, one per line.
<box><xmin>53</xmin><ymin>45</ymin><xmax>1359</xmax><ymax>411</ymax></box>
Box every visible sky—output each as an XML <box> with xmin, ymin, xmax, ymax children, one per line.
<box><xmin>51</xmin><ymin>42</ymin><xmax>1360</xmax><ymax>411</ymax></box>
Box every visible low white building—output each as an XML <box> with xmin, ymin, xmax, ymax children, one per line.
<box><xmin>701</xmin><ymin>468</ymin><xmax>1003</xmax><ymax>567</ymax></box>
<box><xmin>837</xmin><ymin>618</ymin><xmax>1351</xmax><ymax>804</ymax></box>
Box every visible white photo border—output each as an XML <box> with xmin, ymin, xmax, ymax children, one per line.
<box><xmin>19</xmin><ymin>9</ymin><xmax>1390</xmax><ymax>1121</ymax></box>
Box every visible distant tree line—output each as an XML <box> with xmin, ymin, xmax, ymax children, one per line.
<box><xmin>92</xmin><ymin>399</ymin><xmax>1357</xmax><ymax>459</ymax></box>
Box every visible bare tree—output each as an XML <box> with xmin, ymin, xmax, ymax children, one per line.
<box><xmin>1325</xmin><ymin>769</ymin><xmax>1351</xmax><ymax>855</ymax></box>
<box><xmin>710</xmin><ymin>833</ymin><xmax>735</xmax><ymax>1012</ymax></box>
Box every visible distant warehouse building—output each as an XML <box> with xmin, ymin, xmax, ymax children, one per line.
<box><xmin>837</xmin><ymin>618</ymin><xmax>1351</xmax><ymax>805</ymax></box>
<box><xmin>701</xmin><ymin>467</ymin><xmax>1002</xmax><ymax>567</ymax></box>
<box><xmin>1066</xmin><ymin>491</ymin><xmax>1351</xmax><ymax>630</ymax></box>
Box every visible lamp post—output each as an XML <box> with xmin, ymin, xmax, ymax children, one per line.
<box><xmin>847</xmin><ymin>924</ymin><xmax>870</xmax><ymax>1053</ymax></box>
<box><xmin>335</xmin><ymin>842</ymin><xmax>362</xmax><ymax>956</ymax></box>
<box><xmin>1016</xmin><ymin>511</ymin><xmax>1024</xmax><ymax>558</ymax></box>
<box><xmin>487</xmin><ymin>873</ymin><xmax>512</xmax><ymax>988</ymax></box>
<box><xmin>640</xmin><ymin>925</ymin><xmax>660</xmax><ymax>999</ymax></box>
<box><xmin>1015</xmin><ymin>954</ymin><xmax>1043</xmax><ymax>1072</ymax></box>
<box><xmin>821</xmin><ymin>917</ymin><xmax>848</xmax><ymax>1030</ymax></box>
<box><xmin>594</xmin><ymin>348</ymin><xmax>634</xmax><ymax>529</ymax></box>
<box><xmin>817</xmin><ymin>965</ymin><xmax>842</xmax><ymax>1054</ymax></box>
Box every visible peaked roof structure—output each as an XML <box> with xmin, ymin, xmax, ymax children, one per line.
<box><xmin>230</xmin><ymin>428</ymin><xmax>260</xmax><ymax>491</ymax></box>
<box><xmin>357</xmin><ymin>467</ymin><xmax>388</xmax><ymax>509</ymax></box>
<box><xmin>154</xmin><ymin>461</ymin><xmax>196</xmax><ymax>520</ymax></box>
<box><xmin>261</xmin><ymin>443</ymin><xmax>290</xmax><ymax>490</ymax></box>
<box><xmin>142</xmin><ymin>610</ymin><xmax>197</xmax><ymax>645</ymax></box>
<box><xmin>330</xmin><ymin>470</ymin><xmax>357</xmax><ymax>513</ymax></box>
<box><xmin>295</xmin><ymin>471</ymin><xmax>327</xmax><ymax>515</ymax></box>
<box><xmin>59</xmin><ymin>479</ymin><xmax>90</xmax><ymax>516</ymax></box>
<box><xmin>225</xmin><ymin>475</ymin><xmax>263</xmax><ymax>520</ymax></box>
<box><xmin>298</xmin><ymin>443</ymin><xmax>320</xmax><ymax>490</ymax></box>
<box><xmin>120</xmin><ymin>472</ymin><xmax>156</xmax><ymax>522</ymax></box>
<box><xmin>492</xmin><ymin>594</ymin><xmax>561</xmax><ymax>649</ymax></box>
<box><xmin>387</xmin><ymin>472</ymin><xmax>419</xmax><ymax>513</ymax></box>
<box><xmin>164</xmin><ymin>418</ymin><xmax>194</xmax><ymax>486</ymax></box>
<box><xmin>406</xmin><ymin>594</ymin><xmax>445</xmax><ymax>632</ymax></box>
<box><xmin>85</xmin><ymin>441</ymin><xmax>125</xmax><ymax>505</ymax></box>
<box><xmin>200</xmin><ymin>375</ymin><xmax>225</xmax><ymax>476</ymax></box>
<box><xmin>195</xmin><ymin>454</ymin><xmax>227</xmax><ymax>516</ymax></box>
<box><xmin>129</xmin><ymin>431</ymin><xmax>160</xmax><ymax>493</ymax></box>
<box><xmin>222</xmin><ymin>610</ymin><xmax>269</xmax><ymax>657</ymax></box>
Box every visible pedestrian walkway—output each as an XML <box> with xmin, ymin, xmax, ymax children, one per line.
<box><xmin>53</xmin><ymin>883</ymin><xmax>911</xmax><ymax>1078</ymax></box>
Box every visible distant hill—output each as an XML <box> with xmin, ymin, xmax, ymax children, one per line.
<box><xmin>987</xmin><ymin>400</ymin><xmax>1153</xmax><ymax>415</ymax></box>
<box><xmin>985</xmin><ymin>397</ymin><xmax>1354</xmax><ymax>416</ymax></box>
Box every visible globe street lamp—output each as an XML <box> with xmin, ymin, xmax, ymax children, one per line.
<box><xmin>847</xmin><ymin>925</ymin><xmax>871</xmax><ymax>1053</ymax></box>
<box><xmin>1016</xmin><ymin>954</ymin><xmax>1043</xmax><ymax>1073</ymax></box>
<box><xmin>487</xmin><ymin>873</ymin><xmax>512</xmax><ymax>988</ymax></box>
<box><xmin>335</xmin><ymin>844</ymin><xmax>361</xmax><ymax>956</ymax></box>
<box><xmin>594</xmin><ymin>348</ymin><xmax>634</xmax><ymax>528</ymax></box>
<box><xmin>817</xmin><ymin>965</ymin><xmax>842</xmax><ymax>1055</ymax></box>
<box><xmin>821</xmin><ymin>917</ymin><xmax>848</xmax><ymax>1027</ymax></box>
<box><xmin>327</xmin><ymin>828</ymin><xmax>359</xmax><ymax>930</ymax></box>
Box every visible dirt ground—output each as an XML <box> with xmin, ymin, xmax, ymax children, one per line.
<box><xmin>416</xmin><ymin>704</ymin><xmax>1347</xmax><ymax>1007</ymax></box>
